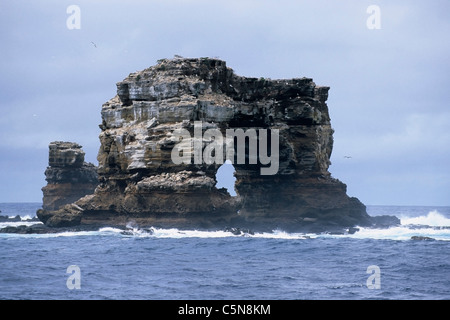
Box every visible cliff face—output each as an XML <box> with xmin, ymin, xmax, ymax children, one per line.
<box><xmin>38</xmin><ymin>142</ymin><xmax>98</xmax><ymax>226</ymax></box>
<box><xmin>39</xmin><ymin>57</ymin><xmax>371</xmax><ymax>232</ymax></box>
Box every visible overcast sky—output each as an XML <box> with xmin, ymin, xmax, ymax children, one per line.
<box><xmin>0</xmin><ymin>0</ymin><xmax>449</xmax><ymax>205</ymax></box>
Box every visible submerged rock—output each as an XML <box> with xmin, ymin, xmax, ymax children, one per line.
<box><xmin>348</xmin><ymin>227</ymin><xmax>360</xmax><ymax>235</ymax></box>
<box><xmin>411</xmin><ymin>236</ymin><xmax>435</xmax><ymax>241</ymax></box>
<box><xmin>370</xmin><ymin>215</ymin><xmax>401</xmax><ymax>228</ymax></box>
<box><xmin>0</xmin><ymin>223</ymin><xmax>61</xmax><ymax>234</ymax></box>
<box><xmin>37</xmin><ymin>57</ymin><xmax>373</xmax><ymax>232</ymax></box>
<box><xmin>224</xmin><ymin>227</ymin><xmax>255</xmax><ymax>236</ymax></box>
<box><xmin>0</xmin><ymin>215</ymin><xmax>21</xmax><ymax>222</ymax></box>
<box><xmin>120</xmin><ymin>226</ymin><xmax>155</xmax><ymax>236</ymax></box>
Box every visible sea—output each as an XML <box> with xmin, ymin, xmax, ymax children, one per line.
<box><xmin>0</xmin><ymin>203</ymin><xmax>449</xmax><ymax>300</ymax></box>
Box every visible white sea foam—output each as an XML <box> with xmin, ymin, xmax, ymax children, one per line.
<box><xmin>336</xmin><ymin>225</ymin><xmax>450</xmax><ymax>241</ymax></box>
<box><xmin>95</xmin><ymin>224</ymin><xmax>450</xmax><ymax>241</ymax></box>
<box><xmin>2</xmin><ymin>210</ymin><xmax>450</xmax><ymax>241</ymax></box>
<box><xmin>151</xmin><ymin>228</ymin><xmax>232</xmax><ymax>238</ymax></box>
<box><xmin>98</xmin><ymin>226</ymin><xmax>314</xmax><ymax>239</ymax></box>
<box><xmin>248</xmin><ymin>229</ymin><xmax>316</xmax><ymax>240</ymax></box>
<box><xmin>343</xmin><ymin>210</ymin><xmax>450</xmax><ymax>241</ymax></box>
<box><xmin>0</xmin><ymin>220</ymin><xmax>43</xmax><ymax>229</ymax></box>
<box><xmin>400</xmin><ymin>210</ymin><xmax>450</xmax><ymax>227</ymax></box>
<box><xmin>101</xmin><ymin>211</ymin><xmax>450</xmax><ymax>240</ymax></box>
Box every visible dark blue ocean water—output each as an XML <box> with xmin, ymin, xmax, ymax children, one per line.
<box><xmin>0</xmin><ymin>203</ymin><xmax>449</xmax><ymax>300</ymax></box>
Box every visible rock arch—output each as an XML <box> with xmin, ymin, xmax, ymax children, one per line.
<box><xmin>39</xmin><ymin>57</ymin><xmax>370</xmax><ymax>232</ymax></box>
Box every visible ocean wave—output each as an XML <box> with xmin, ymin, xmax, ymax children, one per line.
<box><xmin>346</xmin><ymin>210</ymin><xmax>450</xmax><ymax>241</ymax></box>
<box><xmin>335</xmin><ymin>225</ymin><xmax>450</xmax><ymax>241</ymax></box>
<box><xmin>0</xmin><ymin>220</ymin><xmax>43</xmax><ymax>229</ymax></box>
<box><xmin>400</xmin><ymin>210</ymin><xmax>450</xmax><ymax>227</ymax></box>
<box><xmin>1</xmin><ymin>210</ymin><xmax>449</xmax><ymax>241</ymax></box>
<box><xmin>1</xmin><ymin>227</ymin><xmax>448</xmax><ymax>241</ymax></box>
<box><xmin>99</xmin><ymin>226</ymin><xmax>314</xmax><ymax>240</ymax></box>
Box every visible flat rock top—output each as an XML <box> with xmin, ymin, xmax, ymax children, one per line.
<box><xmin>114</xmin><ymin>57</ymin><xmax>325</xmax><ymax>106</ymax></box>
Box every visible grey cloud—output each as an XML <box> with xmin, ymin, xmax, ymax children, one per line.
<box><xmin>0</xmin><ymin>0</ymin><xmax>449</xmax><ymax>204</ymax></box>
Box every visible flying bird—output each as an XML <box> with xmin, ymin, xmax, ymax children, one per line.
<box><xmin>344</xmin><ymin>156</ymin><xmax>352</xmax><ymax>159</ymax></box>
<box><xmin>91</xmin><ymin>41</ymin><xmax>97</xmax><ymax>48</ymax></box>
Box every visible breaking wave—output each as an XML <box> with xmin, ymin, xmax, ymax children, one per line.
<box><xmin>400</xmin><ymin>210</ymin><xmax>450</xmax><ymax>227</ymax></box>
<box><xmin>342</xmin><ymin>210</ymin><xmax>450</xmax><ymax>241</ymax></box>
<box><xmin>1</xmin><ymin>210</ymin><xmax>449</xmax><ymax>241</ymax></box>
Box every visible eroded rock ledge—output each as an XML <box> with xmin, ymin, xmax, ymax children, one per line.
<box><xmin>37</xmin><ymin>141</ymin><xmax>98</xmax><ymax>227</ymax></box>
<box><xmin>37</xmin><ymin>57</ymin><xmax>375</xmax><ymax>232</ymax></box>
<box><xmin>41</xmin><ymin>141</ymin><xmax>98</xmax><ymax>211</ymax></box>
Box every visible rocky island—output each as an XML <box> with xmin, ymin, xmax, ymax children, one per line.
<box><xmin>41</xmin><ymin>141</ymin><xmax>98</xmax><ymax>212</ymax></box>
<box><xmin>30</xmin><ymin>57</ymin><xmax>398</xmax><ymax>233</ymax></box>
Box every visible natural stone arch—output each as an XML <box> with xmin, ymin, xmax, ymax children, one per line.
<box><xmin>39</xmin><ymin>57</ymin><xmax>370</xmax><ymax>232</ymax></box>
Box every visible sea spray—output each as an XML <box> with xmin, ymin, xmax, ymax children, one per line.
<box><xmin>400</xmin><ymin>210</ymin><xmax>450</xmax><ymax>227</ymax></box>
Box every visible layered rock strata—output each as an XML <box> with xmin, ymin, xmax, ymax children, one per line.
<box><xmin>38</xmin><ymin>57</ymin><xmax>372</xmax><ymax>232</ymax></box>
<box><xmin>38</xmin><ymin>142</ymin><xmax>98</xmax><ymax>226</ymax></box>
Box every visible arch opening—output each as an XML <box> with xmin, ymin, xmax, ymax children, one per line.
<box><xmin>215</xmin><ymin>160</ymin><xmax>237</xmax><ymax>197</ymax></box>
